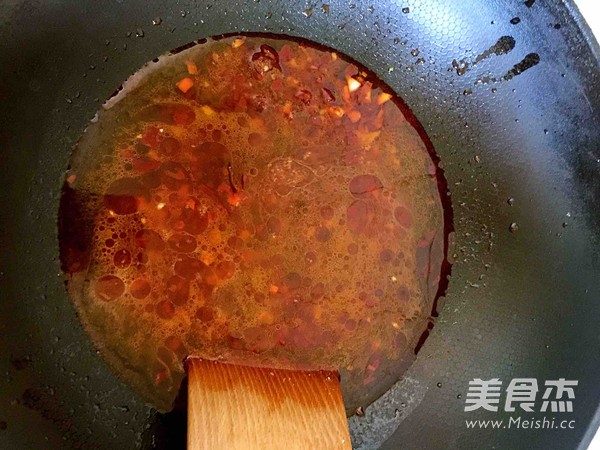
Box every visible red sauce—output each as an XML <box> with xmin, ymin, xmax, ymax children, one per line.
<box><xmin>58</xmin><ymin>35</ymin><xmax>449</xmax><ymax>413</ymax></box>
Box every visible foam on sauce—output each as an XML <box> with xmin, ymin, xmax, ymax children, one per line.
<box><xmin>59</xmin><ymin>35</ymin><xmax>449</xmax><ymax>413</ymax></box>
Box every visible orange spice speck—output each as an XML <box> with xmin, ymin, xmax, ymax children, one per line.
<box><xmin>347</xmin><ymin>110</ymin><xmax>362</xmax><ymax>123</ymax></box>
<box><xmin>227</xmin><ymin>192</ymin><xmax>243</xmax><ymax>207</ymax></box>
<box><xmin>186</xmin><ymin>60</ymin><xmax>198</xmax><ymax>75</ymax></box>
<box><xmin>377</xmin><ymin>92</ymin><xmax>393</xmax><ymax>105</ymax></box>
<box><xmin>232</xmin><ymin>38</ymin><xmax>246</xmax><ymax>48</ymax></box>
<box><xmin>176</xmin><ymin>77</ymin><xmax>194</xmax><ymax>93</ymax></box>
<box><xmin>327</xmin><ymin>106</ymin><xmax>345</xmax><ymax>118</ymax></box>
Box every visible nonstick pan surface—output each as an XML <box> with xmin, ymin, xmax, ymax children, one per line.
<box><xmin>0</xmin><ymin>1</ymin><xmax>599</xmax><ymax>449</ymax></box>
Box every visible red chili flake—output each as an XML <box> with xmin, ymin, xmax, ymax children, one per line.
<box><xmin>141</xmin><ymin>127</ymin><xmax>161</xmax><ymax>147</ymax></box>
<box><xmin>321</xmin><ymin>87</ymin><xmax>336</xmax><ymax>103</ymax></box>
<box><xmin>156</xmin><ymin>300</ymin><xmax>175</xmax><ymax>319</ymax></box>
<box><xmin>294</xmin><ymin>89</ymin><xmax>313</xmax><ymax>105</ymax></box>
<box><xmin>251</xmin><ymin>44</ymin><xmax>282</xmax><ymax>75</ymax></box>
<box><xmin>155</xmin><ymin>369</ymin><xmax>169</xmax><ymax>384</ymax></box>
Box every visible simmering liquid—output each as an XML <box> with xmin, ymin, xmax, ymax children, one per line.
<box><xmin>59</xmin><ymin>35</ymin><xmax>448</xmax><ymax>413</ymax></box>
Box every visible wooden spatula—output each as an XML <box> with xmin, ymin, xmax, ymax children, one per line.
<box><xmin>187</xmin><ymin>358</ymin><xmax>352</xmax><ymax>450</ymax></box>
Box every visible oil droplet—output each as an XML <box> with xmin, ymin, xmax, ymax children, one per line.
<box><xmin>152</xmin><ymin>17</ymin><xmax>162</xmax><ymax>26</ymax></box>
<box><xmin>509</xmin><ymin>222</ymin><xmax>519</xmax><ymax>232</ymax></box>
<box><xmin>411</xmin><ymin>48</ymin><xmax>420</xmax><ymax>57</ymax></box>
<box><xmin>136</xmin><ymin>28</ymin><xmax>145</xmax><ymax>38</ymax></box>
<box><xmin>451</xmin><ymin>59</ymin><xmax>468</xmax><ymax>76</ymax></box>
<box><xmin>402</xmin><ymin>7</ymin><xmax>410</xmax><ymax>13</ymax></box>
<box><xmin>507</xmin><ymin>197</ymin><xmax>515</xmax><ymax>206</ymax></box>
<box><xmin>502</xmin><ymin>53</ymin><xmax>540</xmax><ymax>81</ymax></box>
<box><xmin>510</xmin><ymin>17</ymin><xmax>521</xmax><ymax>25</ymax></box>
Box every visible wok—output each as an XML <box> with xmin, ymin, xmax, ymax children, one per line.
<box><xmin>0</xmin><ymin>0</ymin><xmax>599</xmax><ymax>449</ymax></box>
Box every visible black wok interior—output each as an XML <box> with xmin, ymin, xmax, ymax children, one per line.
<box><xmin>0</xmin><ymin>1</ymin><xmax>599</xmax><ymax>449</ymax></box>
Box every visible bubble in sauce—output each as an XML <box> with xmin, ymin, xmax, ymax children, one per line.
<box><xmin>95</xmin><ymin>275</ymin><xmax>125</xmax><ymax>301</ymax></box>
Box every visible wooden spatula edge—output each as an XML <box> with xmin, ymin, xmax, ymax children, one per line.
<box><xmin>187</xmin><ymin>358</ymin><xmax>352</xmax><ymax>450</ymax></box>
